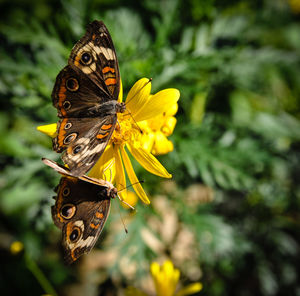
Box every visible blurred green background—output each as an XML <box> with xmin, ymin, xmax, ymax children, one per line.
<box><xmin>1</xmin><ymin>0</ymin><xmax>300</xmax><ymax>295</ymax></box>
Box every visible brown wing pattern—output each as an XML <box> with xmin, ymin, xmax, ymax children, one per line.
<box><xmin>52</xmin><ymin>115</ymin><xmax>116</xmax><ymax>177</ymax></box>
<box><xmin>68</xmin><ymin>20</ymin><xmax>120</xmax><ymax>101</ymax></box>
<box><xmin>52</xmin><ymin>66</ymin><xmax>110</xmax><ymax>118</ymax></box>
<box><xmin>50</xmin><ymin>21</ymin><xmax>122</xmax><ymax>177</ymax></box>
<box><xmin>52</xmin><ymin>177</ymin><xmax>112</xmax><ymax>264</ymax></box>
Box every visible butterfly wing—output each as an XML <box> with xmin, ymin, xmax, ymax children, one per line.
<box><xmin>52</xmin><ymin>21</ymin><xmax>120</xmax><ymax>118</ymax></box>
<box><xmin>52</xmin><ymin>65</ymin><xmax>112</xmax><ymax>118</ymax></box>
<box><xmin>52</xmin><ymin>115</ymin><xmax>116</xmax><ymax>177</ymax></box>
<box><xmin>52</xmin><ymin>177</ymin><xmax>111</xmax><ymax>264</ymax></box>
<box><xmin>68</xmin><ymin>20</ymin><xmax>120</xmax><ymax>100</ymax></box>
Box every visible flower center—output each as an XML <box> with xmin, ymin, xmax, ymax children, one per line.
<box><xmin>111</xmin><ymin>113</ymin><xmax>140</xmax><ymax>146</ymax></box>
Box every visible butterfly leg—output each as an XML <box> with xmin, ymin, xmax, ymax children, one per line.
<box><xmin>116</xmin><ymin>118</ymin><xmax>121</xmax><ymax>131</ymax></box>
<box><xmin>116</xmin><ymin>193</ymin><xmax>135</xmax><ymax>210</ymax></box>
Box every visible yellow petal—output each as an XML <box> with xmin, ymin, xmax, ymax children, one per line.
<box><xmin>152</xmin><ymin>132</ymin><xmax>174</xmax><ymax>156</ymax></box>
<box><xmin>150</xmin><ymin>262</ymin><xmax>161</xmax><ymax>277</ymax></box>
<box><xmin>141</xmin><ymin>132</ymin><xmax>155</xmax><ymax>153</ymax></box>
<box><xmin>162</xmin><ymin>116</ymin><xmax>177</xmax><ymax>136</ymax></box>
<box><xmin>120</xmin><ymin>146</ymin><xmax>150</xmax><ymax>204</ymax></box>
<box><xmin>175</xmin><ymin>283</ymin><xmax>203</xmax><ymax>296</ymax></box>
<box><xmin>136</xmin><ymin>120</ymin><xmax>151</xmax><ymax>132</ymax></box>
<box><xmin>151</xmin><ymin>261</ymin><xmax>179</xmax><ymax>296</ymax></box>
<box><xmin>37</xmin><ymin>123</ymin><xmax>57</xmax><ymax>138</ymax></box>
<box><xmin>165</xmin><ymin>102</ymin><xmax>178</xmax><ymax>117</ymax></box>
<box><xmin>133</xmin><ymin>89</ymin><xmax>180</xmax><ymax>122</ymax></box>
<box><xmin>127</xmin><ymin>144</ymin><xmax>172</xmax><ymax>178</ymax></box>
<box><xmin>88</xmin><ymin>144</ymin><xmax>115</xmax><ymax>182</ymax></box>
<box><xmin>118</xmin><ymin>78</ymin><xmax>123</xmax><ymax>102</ymax></box>
<box><xmin>163</xmin><ymin>260</ymin><xmax>175</xmax><ymax>278</ymax></box>
<box><xmin>163</xmin><ymin>261</ymin><xmax>180</xmax><ymax>288</ymax></box>
<box><xmin>151</xmin><ymin>262</ymin><xmax>166</xmax><ymax>296</ymax></box>
<box><xmin>147</xmin><ymin>114</ymin><xmax>164</xmax><ymax>131</ymax></box>
<box><xmin>126</xmin><ymin>78</ymin><xmax>151</xmax><ymax>115</ymax></box>
<box><xmin>114</xmin><ymin>145</ymin><xmax>127</xmax><ymax>201</ymax></box>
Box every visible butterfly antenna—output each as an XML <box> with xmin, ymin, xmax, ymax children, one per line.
<box><xmin>113</xmin><ymin>198</ymin><xmax>129</xmax><ymax>234</ymax></box>
<box><xmin>117</xmin><ymin>180</ymin><xmax>145</xmax><ymax>193</ymax></box>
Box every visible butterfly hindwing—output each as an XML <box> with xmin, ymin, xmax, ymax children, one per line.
<box><xmin>52</xmin><ymin>177</ymin><xmax>112</xmax><ymax>264</ymax></box>
<box><xmin>52</xmin><ymin>115</ymin><xmax>117</xmax><ymax>177</ymax></box>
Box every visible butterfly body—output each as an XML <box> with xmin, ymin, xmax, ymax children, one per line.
<box><xmin>52</xmin><ymin>20</ymin><xmax>123</xmax><ymax>177</ymax></box>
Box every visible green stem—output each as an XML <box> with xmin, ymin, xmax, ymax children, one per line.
<box><xmin>25</xmin><ymin>253</ymin><xmax>58</xmax><ymax>296</ymax></box>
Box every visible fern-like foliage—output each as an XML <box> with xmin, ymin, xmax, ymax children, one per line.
<box><xmin>1</xmin><ymin>0</ymin><xmax>300</xmax><ymax>295</ymax></box>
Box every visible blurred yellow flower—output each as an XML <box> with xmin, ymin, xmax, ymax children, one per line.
<box><xmin>125</xmin><ymin>260</ymin><xmax>202</xmax><ymax>296</ymax></box>
<box><xmin>289</xmin><ymin>0</ymin><xmax>300</xmax><ymax>14</ymax></box>
<box><xmin>10</xmin><ymin>241</ymin><xmax>24</xmax><ymax>255</ymax></box>
<box><xmin>150</xmin><ymin>260</ymin><xmax>202</xmax><ymax>296</ymax></box>
<box><xmin>37</xmin><ymin>78</ymin><xmax>180</xmax><ymax>205</ymax></box>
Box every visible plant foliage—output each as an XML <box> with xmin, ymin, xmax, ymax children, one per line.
<box><xmin>0</xmin><ymin>0</ymin><xmax>300</xmax><ymax>295</ymax></box>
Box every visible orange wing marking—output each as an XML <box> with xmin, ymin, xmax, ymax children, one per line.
<box><xmin>101</xmin><ymin>124</ymin><xmax>112</xmax><ymax>130</ymax></box>
<box><xmin>102</xmin><ymin>67</ymin><xmax>115</xmax><ymax>74</ymax></box>
<box><xmin>58</xmin><ymin>77</ymin><xmax>67</xmax><ymax>116</ymax></box>
<box><xmin>95</xmin><ymin>212</ymin><xmax>104</xmax><ymax>219</ymax></box>
<box><xmin>57</xmin><ymin>119</ymin><xmax>68</xmax><ymax>148</ymax></box>
<box><xmin>90</xmin><ymin>222</ymin><xmax>100</xmax><ymax>229</ymax></box>
<box><xmin>96</xmin><ymin>132</ymin><xmax>109</xmax><ymax>139</ymax></box>
<box><xmin>74</xmin><ymin>54</ymin><xmax>81</xmax><ymax>67</ymax></box>
<box><xmin>105</xmin><ymin>78</ymin><xmax>116</xmax><ymax>86</ymax></box>
<box><xmin>70</xmin><ymin>250</ymin><xmax>77</xmax><ymax>262</ymax></box>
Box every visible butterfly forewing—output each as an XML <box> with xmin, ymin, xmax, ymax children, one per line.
<box><xmin>52</xmin><ymin>66</ymin><xmax>110</xmax><ymax>118</ymax></box>
<box><xmin>68</xmin><ymin>20</ymin><xmax>120</xmax><ymax>100</ymax></box>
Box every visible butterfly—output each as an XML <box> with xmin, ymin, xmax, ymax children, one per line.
<box><xmin>43</xmin><ymin>158</ymin><xmax>117</xmax><ymax>263</ymax></box>
<box><xmin>51</xmin><ymin>20</ymin><xmax>125</xmax><ymax>177</ymax></box>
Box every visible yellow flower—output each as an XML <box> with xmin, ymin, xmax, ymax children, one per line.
<box><xmin>90</xmin><ymin>78</ymin><xmax>179</xmax><ymax>204</ymax></box>
<box><xmin>37</xmin><ymin>78</ymin><xmax>180</xmax><ymax>204</ymax></box>
<box><xmin>139</xmin><ymin>101</ymin><xmax>178</xmax><ymax>156</ymax></box>
<box><xmin>150</xmin><ymin>261</ymin><xmax>202</xmax><ymax>296</ymax></box>
<box><xmin>10</xmin><ymin>241</ymin><xmax>24</xmax><ymax>255</ymax></box>
<box><xmin>289</xmin><ymin>0</ymin><xmax>300</xmax><ymax>14</ymax></box>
